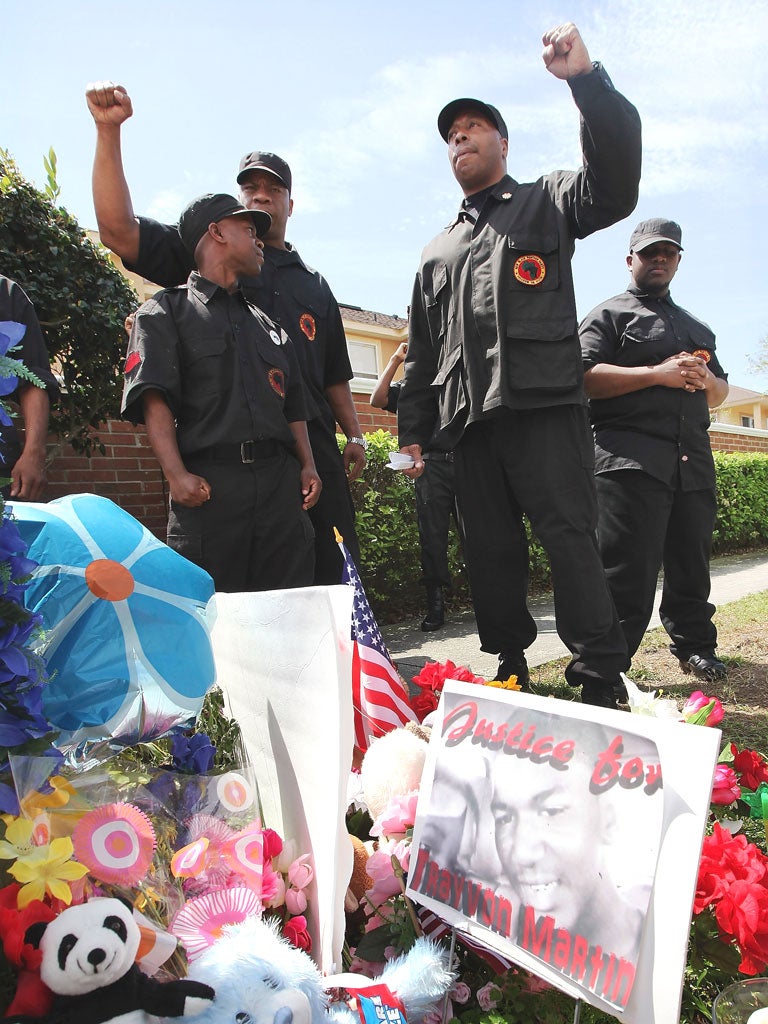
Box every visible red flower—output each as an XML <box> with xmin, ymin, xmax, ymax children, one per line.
<box><xmin>262</xmin><ymin>828</ymin><xmax>283</xmax><ymax>860</ymax></box>
<box><xmin>411</xmin><ymin>690</ymin><xmax>439</xmax><ymax>722</ymax></box>
<box><xmin>412</xmin><ymin>660</ymin><xmax>485</xmax><ymax>693</ymax></box>
<box><xmin>715</xmin><ymin>879</ymin><xmax>768</xmax><ymax>975</ymax></box>
<box><xmin>284</xmin><ymin>914</ymin><xmax>312</xmax><ymax>952</ymax></box>
<box><xmin>731</xmin><ymin>744</ymin><xmax>768</xmax><ymax>791</ymax></box>
<box><xmin>694</xmin><ymin>823</ymin><xmax>768</xmax><ymax>974</ymax></box>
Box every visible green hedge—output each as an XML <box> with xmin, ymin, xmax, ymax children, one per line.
<box><xmin>712</xmin><ymin>451</ymin><xmax>768</xmax><ymax>550</ymax></box>
<box><xmin>348</xmin><ymin>434</ymin><xmax>768</xmax><ymax>619</ymax></box>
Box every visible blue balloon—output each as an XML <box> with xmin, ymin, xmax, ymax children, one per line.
<box><xmin>12</xmin><ymin>494</ymin><xmax>216</xmax><ymax>747</ymax></box>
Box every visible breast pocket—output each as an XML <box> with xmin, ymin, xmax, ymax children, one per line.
<box><xmin>181</xmin><ymin>335</ymin><xmax>229</xmax><ymax>395</ymax></box>
<box><xmin>505</xmin><ymin>234</ymin><xmax>574</xmax><ymax>342</ymax></box>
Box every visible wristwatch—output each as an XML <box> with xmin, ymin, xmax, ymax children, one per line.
<box><xmin>346</xmin><ymin>436</ymin><xmax>368</xmax><ymax>451</ymax></box>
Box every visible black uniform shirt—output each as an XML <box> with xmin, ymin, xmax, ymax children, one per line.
<box><xmin>579</xmin><ymin>285</ymin><xmax>728</xmax><ymax>490</ymax></box>
<box><xmin>0</xmin><ymin>275</ymin><xmax>60</xmax><ymax>462</ymax></box>
<box><xmin>121</xmin><ymin>272</ymin><xmax>307</xmax><ymax>455</ymax></box>
<box><xmin>399</xmin><ymin>65</ymin><xmax>642</xmax><ymax>451</ymax></box>
<box><xmin>125</xmin><ymin>221</ymin><xmax>353</xmax><ymax>471</ymax></box>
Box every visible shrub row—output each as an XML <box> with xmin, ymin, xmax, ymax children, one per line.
<box><xmin>347</xmin><ymin>433</ymin><xmax>768</xmax><ymax>620</ymax></box>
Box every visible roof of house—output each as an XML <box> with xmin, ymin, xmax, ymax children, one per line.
<box><xmin>719</xmin><ymin>384</ymin><xmax>768</xmax><ymax>407</ymax></box>
<box><xmin>339</xmin><ymin>304</ymin><xmax>407</xmax><ymax>329</ymax></box>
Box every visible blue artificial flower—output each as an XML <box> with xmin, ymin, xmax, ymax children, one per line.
<box><xmin>171</xmin><ymin>731</ymin><xmax>217</xmax><ymax>774</ymax></box>
<box><xmin>0</xmin><ymin>321</ymin><xmax>25</xmax><ymax>399</ymax></box>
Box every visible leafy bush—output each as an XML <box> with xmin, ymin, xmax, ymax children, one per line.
<box><xmin>350</xmin><ymin>437</ymin><xmax>768</xmax><ymax>619</ymax></box>
<box><xmin>0</xmin><ymin>150</ymin><xmax>137</xmax><ymax>456</ymax></box>
<box><xmin>713</xmin><ymin>451</ymin><xmax>768</xmax><ymax>550</ymax></box>
<box><xmin>345</xmin><ymin>430</ymin><xmax>469</xmax><ymax>620</ymax></box>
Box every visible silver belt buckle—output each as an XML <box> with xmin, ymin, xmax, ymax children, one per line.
<box><xmin>240</xmin><ymin>441</ymin><xmax>255</xmax><ymax>464</ymax></box>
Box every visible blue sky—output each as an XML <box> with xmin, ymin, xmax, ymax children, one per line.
<box><xmin>2</xmin><ymin>0</ymin><xmax>767</xmax><ymax>385</ymax></box>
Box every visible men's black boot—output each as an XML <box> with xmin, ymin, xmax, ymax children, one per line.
<box><xmin>493</xmin><ymin>652</ymin><xmax>530</xmax><ymax>691</ymax></box>
<box><xmin>421</xmin><ymin>584</ymin><xmax>445</xmax><ymax>632</ymax></box>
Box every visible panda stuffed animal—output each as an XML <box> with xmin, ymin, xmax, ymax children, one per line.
<box><xmin>9</xmin><ymin>896</ymin><xmax>214</xmax><ymax>1024</ymax></box>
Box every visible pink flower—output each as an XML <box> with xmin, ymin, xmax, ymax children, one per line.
<box><xmin>287</xmin><ymin>854</ymin><xmax>314</xmax><ymax>890</ymax></box>
<box><xmin>261</xmin><ymin>863</ymin><xmax>286</xmax><ymax>907</ymax></box>
<box><xmin>711</xmin><ymin>764</ymin><xmax>741</xmax><ymax>805</ymax></box>
<box><xmin>682</xmin><ymin>690</ymin><xmax>724</xmax><ymax>727</ymax></box>
<box><xmin>424</xmin><ymin>1004</ymin><xmax>453</xmax><ymax>1024</ymax></box>
<box><xmin>476</xmin><ymin>982</ymin><xmax>501</xmax><ymax>1011</ymax></box>
<box><xmin>370</xmin><ymin>791</ymin><xmax>419</xmax><ymax>838</ymax></box>
<box><xmin>384</xmin><ymin>945</ymin><xmax>397</xmax><ymax>961</ymax></box>
<box><xmin>284</xmin><ymin>886</ymin><xmax>308</xmax><ymax>915</ymax></box>
<box><xmin>451</xmin><ymin>982</ymin><xmax>471</xmax><ymax>1004</ymax></box>
<box><xmin>365</xmin><ymin>839</ymin><xmax>410</xmax><ymax>908</ymax></box>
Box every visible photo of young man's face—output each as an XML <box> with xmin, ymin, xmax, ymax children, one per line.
<box><xmin>491</xmin><ymin>750</ymin><xmax>612</xmax><ymax>936</ymax></box>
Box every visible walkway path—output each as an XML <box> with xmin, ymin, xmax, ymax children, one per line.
<box><xmin>384</xmin><ymin>549</ymin><xmax>768</xmax><ymax>682</ymax></box>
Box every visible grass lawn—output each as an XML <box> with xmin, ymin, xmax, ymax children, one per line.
<box><xmin>526</xmin><ymin>590</ymin><xmax>768</xmax><ymax>751</ymax></box>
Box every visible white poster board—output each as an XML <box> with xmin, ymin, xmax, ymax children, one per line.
<box><xmin>209</xmin><ymin>585</ymin><xmax>355</xmax><ymax>974</ymax></box>
<box><xmin>407</xmin><ymin>682</ymin><xmax>720</xmax><ymax>1024</ymax></box>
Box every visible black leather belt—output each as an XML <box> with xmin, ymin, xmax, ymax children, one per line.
<box><xmin>422</xmin><ymin>451</ymin><xmax>454</xmax><ymax>463</ymax></box>
<box><xmin>188</xmin><ymin>439</ymin><xmax>281</xmax><ymax>463</ymax></box>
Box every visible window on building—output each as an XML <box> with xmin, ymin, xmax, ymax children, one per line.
<box><xmin>741</xmin><ymin>415</ymin><xmax>755</xmax><ymax>428</ymax></box>
<box><xmin>349</xmin><ymin>341</ymin><xmax>379</xmax><ymax>381</ymax></box>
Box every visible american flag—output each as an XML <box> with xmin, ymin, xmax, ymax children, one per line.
<box><xmin>337</xmin><ymin>532</ymin><xmax>416</xmax><ymax>750</ymax></box>
<box><xmin>417</xmin><ymin>907</ymin><xmax>515</xmax><ymax>976</ymax></box>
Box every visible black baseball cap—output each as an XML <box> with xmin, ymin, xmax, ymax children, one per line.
<box><xmin>437</xmin><ymin>98</ymin><xmax>508</xmax><ymax>142</ymax></box>
<box><xmin>236</xmin><ymin>151</ymin><xmax>292</xmax><ymax>192</ymax></box>
<box><xmin>629</xmin><ymin>218</ymin><xmax>684</xmax><ymax>253</ymax></box>
<box><xmin>178</xmin><ymin>194</ymin><xmax>272</xmax><ymax>256</ymax></box>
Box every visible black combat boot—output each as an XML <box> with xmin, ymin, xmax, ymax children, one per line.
<box><xmin>421</xmin><ymin>584</ymin><xmax>445</xmax><ymax>632</ymax></box>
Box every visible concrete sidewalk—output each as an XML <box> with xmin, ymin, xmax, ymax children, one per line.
<box><xmin>383</xmin><ymin>549</ymin><xmax>768</xmax><ymax>683</ymax></box>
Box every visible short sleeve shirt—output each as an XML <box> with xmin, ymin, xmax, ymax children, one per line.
<box><xmin>579</xmin><ymin>285</ymin><xmax>727</xmax><ymax>489</ymax></box>
<box><xmin>121</xmin><ymin>273</ymin><xmax>307</xmax><ymax>455</ymax></box>
<box><xmin>126</xmin><ymin>218</ymin><xmax>353</xmax><ymax>471</ymax></box>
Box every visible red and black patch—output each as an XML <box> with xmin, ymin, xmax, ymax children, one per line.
<box><xmin>124</xmin><ymin>351</ymin><xmax>141</xmax><ymax>376</ymax></box>
<box><xmin>513</xmin><ymin>254</ymin><xmax>546</xmax><ymax>286</ymax></box>
<box><xmin>692</xmin><ymin>349</ymin><xmax>712</xmax><ymax>363</ymax></box>
<box><xmin>268</xmin><ymin>367</ymin><xmax>286</xmax><ymax>398</ymax></box>
<box><xmin>299</xmin><ymin>312</ymin><xmax>316</xmax><ymax>341</ymax></box>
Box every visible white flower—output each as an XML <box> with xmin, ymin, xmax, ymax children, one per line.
<box><xmin>623</xmin><ymin>675</ymin><xmax>682</xmax><ymax>720</ymax></box>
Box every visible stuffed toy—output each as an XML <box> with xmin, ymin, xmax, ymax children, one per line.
<box><xmin>180</xmin><ymin>915</ymin><xmax>453</xmax><ymax>1024</ymax></box>
<box><xmin>6</xmin><ymin>896</ymin><xmax>214</xmax><ymax>1024</ymax></box>
<box><xmin>0</xmin><ymin>883</ymin><xmax>56</xmax><ymax>1018</ymax></box>
<box><xmin>359</xmin><ymin>725</ymin><xmax>429</xmax><ymax>824</ymax></box>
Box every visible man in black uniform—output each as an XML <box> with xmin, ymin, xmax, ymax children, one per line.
<box><xmin>85</xmin><ymin>82</ymin><xmax>366</xmax><ymax>584</ymax></box>
<box><xmin>579</xmin><ymin>218</ymin><xmax>729</xmax><ymax>681</ymax></box>
<box><xmin>371</xmin><ymin>341</ymin><xmax>458</xmax><ymax>632</ymax></box>
<box><xmin>0</xmin><ymin>275</ymin><xmax>59</xmax><ymax>500</ymax></box>
<box><xmin>122</xmin><ymin>194</ymin><xmax>320</xmax><ymax>592</ymax></box>
<box><xmin>398</xmin><ymin>23</ymin><xmax>641</xmax><ymax>707</ymax></box>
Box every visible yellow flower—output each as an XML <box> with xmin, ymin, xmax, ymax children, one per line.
<box><xmin>0</xmin><ymin>817</ymin><xmax>36</xmax><ymax>860</ymax></box>
<box><xmin>8</xmin><ymin>836</ymin><xmax>89</xmax><ymax>908</ymax></box>
<box><xmin>21</xmin><ymin>775</ymin><xmax>75</xmax><ymax>817</ymax></box>
<box><xmin>486</xmin><ymin>674</ymin><xmax>521</xmax><ymax>691</ymax></box>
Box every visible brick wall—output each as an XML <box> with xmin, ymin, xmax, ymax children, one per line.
<box><xmin>45</xmin><ymin>419</ymin><xmax>168</xmax><ymax>539</ymax></box>
<box><xmin>352</xmin><ymin>394</ymin><xmax>397</xmax><ymax>434</ymax></box>
<box><xmin>37</xmin><ymin>417</ymin><xmax>765</xmax><ymax>543</ymax></box>
<box><xmin>709</xmin><ymin>427</ymin><xmax>768</xmax><ymax>454</ymax></box>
